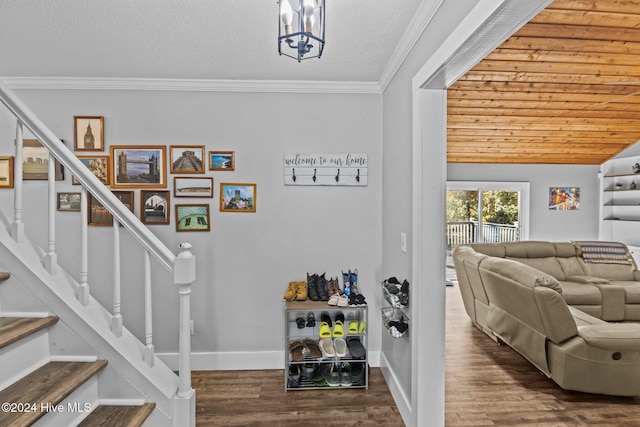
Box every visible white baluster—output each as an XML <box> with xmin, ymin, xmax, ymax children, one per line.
<box><xmin>112</xmin><ymin>219</ymin><xmax>123</xmax><ymax>337</ymax></box>
<box><xmin>11</xmin><ymin>120</ymin><xmax>24</xmax><ymax>243</ymax></box>
<box><xmin>77</xmin><ymin>187</ymin><xmax>90</xmax><ymax>305</ymax></box>
<box><xmin>43</xmin><ymin>148</ymin><xmax>57</xmax><ymax>274</ymax></box>
<box><xmin>143</xmin><ymin>250</ymin><xmax>155</xmax><ymax>366</ymax></box>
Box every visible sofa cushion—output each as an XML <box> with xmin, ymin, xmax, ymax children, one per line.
<box><xmin>469</xmin><ymin>243</ymin><xmax>505</xmax><ymax>257</ymax></box>
<box><xmin>607</xmin><ymin>281</ymin><xmax>640</xmax><ymax>304</ymax></box>
<box><xmin>566</xmin><ymin>275</ymin><xmax>609</xmax><ymax>284</ymax></box>
<box><xmin>508</xmin><ymin>257</ymin><xmax>566</xmax><ymax>280</ymax></box>
<box><xmin>554</xmin><ymin>242</ymin><xmax>579</xmax><ymax>257</ymax></box>
<box><xmin>503</xmin><ymin>241</ymin><xmax>557</xmax><ymax>258</ymax></box>
<box><xmin>578</xmin><ymin>323</ymin><xmax>640</xmax><ymax>350</ymax></box>
<box><xmin>580</xmin><ymin>260</ymin><xmax>636</xmax><ymax>281</ymax></box>
<box><xmin>559</xmin><ymin>281</ymin><xmax>602</xmax><ymax>305</ymax></box>
<box><xmin>480</xmin><ymin>257</ymin><xmax>562</xmax><ymax>292</ymax></box>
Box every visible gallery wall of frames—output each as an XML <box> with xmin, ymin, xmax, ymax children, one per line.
<box><xmin>5</xmin><ymin>115</ymin><xmax>257</xmax><ymax>233</ymax></box>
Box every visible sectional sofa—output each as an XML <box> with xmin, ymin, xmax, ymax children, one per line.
<box><xmin>453</xmin><ymin>240</ymin><xmax>640</xmax><ymax>396</ymax></box>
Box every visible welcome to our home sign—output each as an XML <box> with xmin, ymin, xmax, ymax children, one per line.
<box><xmin>284</xmin><ymin>153</ymin><xmax>368</xmax><ymax>186</ymax></box>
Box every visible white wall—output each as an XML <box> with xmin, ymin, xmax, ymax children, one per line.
<box><xmin>447</xmin><ymin>163</ymin><xmax>600</xmax><ymax>241</ymax></box>
<box><xmin>0</xmin><ymin>88</ymin><xmax>383</xmax><ymax>367</ymax></box>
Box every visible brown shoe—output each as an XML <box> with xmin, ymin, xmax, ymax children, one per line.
<box><xmin>295</xmin><ymin>281</ymin><xmax>307</xmax><ymax>301</ymax></box>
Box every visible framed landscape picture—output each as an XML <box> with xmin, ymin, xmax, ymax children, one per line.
<box><xmin>0</xmin><ymin>156</ymin><xmax>13</xmax><ymax>188</ymax></box>
<box><xmin>174</xmin><ymin>176</ymin><xmax>214</xmax><ymax>198</ymax></box>
<box><xmin>57</xmin><ymin>192</ymin><xmax>81</xmax><ymax>211</ymax></box>
<box><xmin>141</xmin><ymin>190</ymin><xmax>170</xmax><ymax>224</ymax></box>
<box><xmin>110</xmin><ymin>145</ymin><xmax>167</xmax><ymax>188</ymax></box>
<box><xmin>175</xmin><ymin>204</ymin><xmax>210</xmax><ymax>231</ymax></box>
<box><xmin>22</xmin><ymin>139</ymin><xmax>65</xmax><ymax>180</ymax></box>
<box><xmin>209</xmin><ymin>151</ymin><xmax>235</xmax><ymax>171</ymax></box>
<box><xmin>74</xmin><ymin>116</ymin><xmax>104</xmax><ymax>151</ymax></box>
<box><xmin>73</xmin><ymin>156</ymin><xmax>109</xmax><ymax>185</ymax></box>
<box><xmin>170</xmin><ymin>145</ymin><xmax>205</xmax><ymax>174</ymax></box>
<box><xmin>220</xmin><ymin>182</ymin><xmax>256</xmax><ymax>213</ymax></box>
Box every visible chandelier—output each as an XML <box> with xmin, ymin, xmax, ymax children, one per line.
<box><xmin>278</xmin><ymin>0</ymin><xmax>325</xmax><ymax>61</ymax></box>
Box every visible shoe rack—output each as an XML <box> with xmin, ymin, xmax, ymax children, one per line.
<box><xmin>284</xmin><ymin>300</ymin><xmax>368</xmax><ymax>390</ymax></box>
<box><xmin>380</xmin><ymin>279</ymin><xmax>410</xmax><ymax>338</ymax></box>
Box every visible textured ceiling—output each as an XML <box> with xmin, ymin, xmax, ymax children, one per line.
<box><xmin>0</xmin><ymin>0</ymin><xmax>423</xmax><ymax>83</ymax></box>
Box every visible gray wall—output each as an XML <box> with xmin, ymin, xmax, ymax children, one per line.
<box><xmin>447</xmin><ymin>163</ymin><xmax>601</xmax><ymax>241</ymax></box>
<box><xmin>0</xmin><ymin>88</ymin><xmax>383</xmax><ymax>364</ymax></box>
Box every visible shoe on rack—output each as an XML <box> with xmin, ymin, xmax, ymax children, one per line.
<box><xmin>334</xmin><ymin>337</ymin><xmax>347</xmax><ymax>357</ymax></box>
<box><xmin>332</xmin><ymin>320</ymin><xmax>344</xmax><ymax>337</ymax></box>
<box><xmin>296</xmin><ymin>317</ymin><xmax>306</xmax><ymax>329</ymax></box>
<box><xmin>288</xmin><ymin>365</ymin><xmax>300</xmax><ymax>388</ymax></box>
<box><xmin>316</xmin><ymin>273</ymin><xmax>329</xmax><ymax>301</ymax></box>
<box><xmin>337</xmin><ymin>294</ymin><xmax>349</xmax><ymax>307</ymax></box>
<box><xmin>348</xmin><ymin>320</ymin><xmax>359</xmax><ymax>335</ymax></box>
<box><xmin>296</xmin><ymin>281</ymin><xmax>307</xmax><ymax>301</ymax></box>
<box><xmin>325</xmin><ymin>363</ymin><xmax>341</xmax><ymax>387</ymax></box>
<box><xmin>319</xmin><ymin>338</ymin><xmax>335</xmax><ymax>358</ymax></box>
<box><xmin>303</xmin><ymin>338</ymin><xmax>323</xmax><ymax>359</ymax></box>
<box><xmin>349</xmin><ymin>269</ymin><xmax>358</xmax><ymax>295</ymax></box>
<box><xmin>319</xmin><ymin>321</ymin><xmax>332</xmax><ymax>339</ymax></box>
<box><xmin>321</xmin><ymin>312</ymin><xmax>332</xmax><ymax>327</ymax></box>
<box><xmin>346</xmin><ymin>337</ymin><xmax>366</xmax><ymax>359</ymax></box>
<box><xmin>289</xmin><ymin>341</ymin><xmax>305</xmax><ymax>362</ymax></box>
<box><xmin>328</xmin><ymin>293</ymin><xmax>339</xmax><ymax>306</ymax></box>
<box><xmin>359</xmin><ymin>321</ymin><xmax>367</xmax><ymax>334</ymax></box>
<box><xmin>340</xmin><ymin>363</ymin><xmax>352</xmax><ymax>386</ymax></box>
<box><xmin>283</xmin><ymin>281</ymin><xmax>297</xmax><ymax>301</ymax></box>
<box><xmin>306</xmin><ymin>312</ymin><xmax>316</xmax><ymax>327</ymax></box>
<box><xmin>307</xmin><ymin>273</ymin><xmax>319</xmax><ymax>301</ymax></box>
<box><xmin>350</xmin><ymin>362</ymin><xmax>365</xmax><ymax>385</ymax></box>
<box><xmin>341</xmin><ymin>270</ymin><xmax>351</xmax><ymax>296</ymax></box>
<box><xmin>401</xmin><ymin>279</ymin><xmax>410</xmax><ymax>294</ymax></box>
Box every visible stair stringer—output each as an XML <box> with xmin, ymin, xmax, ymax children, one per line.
<box><xmin>0</xmin><ymin>227</ymin><xmax>185</xmax><ymax>425</ymax></box>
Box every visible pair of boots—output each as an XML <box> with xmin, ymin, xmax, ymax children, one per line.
<box><xmin>307</xmin><ymin>273</ymin><xmax>328</xmax><ymax>301</ymax></box>
<box><xmin>283</xmin><ymin>281</ymin><xmax>307</xmax><ymax>301</ymax></box>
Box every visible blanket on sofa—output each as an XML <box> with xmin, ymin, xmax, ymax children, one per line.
<box><xmin>573</xmin><ymin>241</ymin><xmax>632</xmax><ymax>265</ymax></box>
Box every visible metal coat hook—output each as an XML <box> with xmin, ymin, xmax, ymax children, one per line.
<box><xmin>292</xmin><ymin>168</ymin><xmax>296</xmax><ymax>182</ymax></box>
<box><xmin>356</xmin><ymin>168</ymin><xmax>360</xmax><ymax>182</ymax></box>
<box><xmin>335</xmin><ymin>168</ymin><xmax>340</xmax><ymax>182</ymax></box>
<box><xmin>313</xmin><ymin>168</ymin><xmax>317</xmax><ymax>182</ymax></box>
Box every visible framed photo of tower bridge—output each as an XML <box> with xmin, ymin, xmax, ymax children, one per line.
<box><xmin>110</xmin><ymin>145</ymin><xmax>167</xmax><ymax>188</ymax></box>
<box><xmin>74</xmin><ymin>116</ymin><xmax>104</xmax><ymax>151</ymax></box>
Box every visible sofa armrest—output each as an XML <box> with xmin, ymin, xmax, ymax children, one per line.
<box><xmin>578</xmin><ymin>324</ymin><xmax>640</xmax><ymax>351</ymax></box>
<box><xmin>635</xmin><ymin>270</ymin><xmax>640</xmax><ymax>281</ymax></box>
<box><xmin>566</xmin><ymin>275</ymin><xmax>609</xmax><ymax>284</ymax></box>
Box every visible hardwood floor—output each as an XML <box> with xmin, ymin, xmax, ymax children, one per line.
<box><xmin>193</xmin><ymin>284</ymin><xmax>640</xmax><ymax>426</ymax></box>
<box><xmin>193</xmin><ymin>367</ymin><xmax>403</xmax><ymax>426</ymax></box>
<box><xmin>445</xmin><ymin>282</ymin><xmax>640</xmax><ymax>427</ymax></box>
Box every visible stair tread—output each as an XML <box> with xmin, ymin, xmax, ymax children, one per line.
<box><xmin>0</xmin><ymin>316</ymin><xmax>59</xmax><ymax>350</ymax></box>
<box><xmin>78</xmin><ymin>402</ymin><xmax>156</xmax><ymax>427</ymax></box>
<box><xmin>0</xmin><ymin>360</ymin><xmax>108</xmax><ymax>426</ymax></box>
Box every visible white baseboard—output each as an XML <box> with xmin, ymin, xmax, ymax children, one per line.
<box><xmin>157</xmin><ymin>350</ymin><xmax>381</xmax><ymax>371</ymax></box>
<box><xmin>379</xmin><ymin>351</ymin><xmax>412</xmax><ymax>425</ymax></box>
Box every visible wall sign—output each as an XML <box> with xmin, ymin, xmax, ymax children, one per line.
<box><xmin>284</xmin><ymin>153</ymin><xmax>368</xmax><ymax>186</ymax></box>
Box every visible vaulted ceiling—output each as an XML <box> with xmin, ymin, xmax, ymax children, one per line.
<box><xmin>447</xmin><ymin>0</ymin><xmax>640</xmax><ymax>164</ymax></box>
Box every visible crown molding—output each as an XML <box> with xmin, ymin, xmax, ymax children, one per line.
<box><xmin>1</xmin><ymin>76</ymin><xmax>382</xmax><ymax>95</ymax></box>
<box><xmin>378</xmin><ymin>0</ymin><xmax>445</xmax><ymax>92</ymax></box>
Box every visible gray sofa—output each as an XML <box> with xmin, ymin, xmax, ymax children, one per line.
<box><xmin>453</xmin><ymin>240</ymin><xmax>640</xmax><ymax>396</ymax></box>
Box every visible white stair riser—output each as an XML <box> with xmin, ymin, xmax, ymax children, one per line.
<box><xmin>0</xmin><ymin>329</ymin><xmax>49</xmax><ymax>390</ymax></box>
<box><xmin>32</xmin><ymin>374</ymin><xmax>99</xmax><ymax>427</ymax></box>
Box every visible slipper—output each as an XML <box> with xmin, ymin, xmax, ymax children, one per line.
<box><xmin>296</xmin><ymin>317</ymin><xmax>306</xmax><ymax>329</ymax></box>
<box><xmin>303</xmin><ymin>339</ymin><xmax>323</xmax><ymax>359</ymax></box>
<box><xmin>319</xmin><ymin>321</ymin><xmax>332</xmax><ymax>338</ymax></box>
<box><xmin>332</xmin><ymin>320</ymin><xmax>344</xmax><ymax>337</ymax></box>
<box><xmin>289</xmin><ymin>341</ymin><xmax>305</xmax><ymax>362</ymax></box>
<box><xmin>337</xmin><ymin>295</ymin><xmax>348</xmax><ymax>307</ymax></box>
<box><xmin>334</xmin><ymin>338</ymin><xmax>347</xmax><ymax>357</ymax></box>
<box><xmin>346</xmin><ymin>337</ymin><xmax>366</xmax><ymax>359</ymax></box>
<box><xmin>321</xmin><ymin>313</ymin><xmax>332</xmax><ymax>327</ymax></box>
<box><xmin>348</xmin><ymin>320</ymin><xmax>359</xmax><ymax>334</ymax></box>
<box><xmin>306</xmin><ymin>312</ymin><xmax>316</xmax><ymax>327</ymax></box>
<box><xmin>319</xmin><ymin>338</ymin><xmax>335</xmax><ymax>358</ymax></box>
<box><xmin>328</xmin><ymin>294</ymin><xmax>339</xmax><ymax>306</ymax></box>
<box><xmin>359</xmin><ymin>321</ymin><xmax>367</xmax><ymax>334</ymax></box>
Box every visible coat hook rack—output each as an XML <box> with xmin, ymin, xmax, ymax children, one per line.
<box><xmin>284</xmin><ymin>153</ymin><xmax>368</xmax><ymax>186</ymax></box>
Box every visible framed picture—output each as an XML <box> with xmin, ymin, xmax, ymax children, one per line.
<box><xmin>73</xmin><ymin>156</ymin><xmax>110</xmax><ymax>185</ymax></box>
<box><xmin>57</xmin><ymin>192</ymin><xmax>81</xmax><ymax>211</ymax></box>
<box><xmin>0</xmin><ymin>156</ymin><xmax>14</xmax><ymax>188</ymax></box>
<box><xmin>170</xmin><ymin>145</ymin><xmax>205</xmax><ymax>174</ymax></box>
<box><xmin>175</xmin><ymin>204</ymin><xmax>210</xmax><ymax>231</ymax></box>
<box><xmin>88</xmin><ymin>191</ymin><xmax>134</xmax><ymax>225</ymax></box>
<box><xmin>23</xmin><ymin>139</ymin><xmax>65</xmax><ymax>180</ymax></box>
<box><xmin>549</xmin><ymin>187</ymin><xmax>580</xmax><ymax>211</ymax></box>
<box><xmin>174</xmin><ymin>176</ymin><xmax>214</xmax><ymax>198</ymax></box>
<box><xmin>141</xmin><ymin>190</ymin><xmax>170</xmax><ymax>224</ymax></box>
<box><xmin>220</xmin><ymin>182</ymin><xmax>256</xmax><ymax>213</ymax></box>
<box><xmin>110</xmin><ymin>145</ymin><xmax>167</xmax><ymax>188</ymax></box>
<box><xmin>209</xmin><ymin>151</ymin><xmax>235</xmax><ymax>171</ymax></box>
<box><xmin>74</xmin><ymin>116</ymin><xmax>104</xmax><ymax>151</ymax></box>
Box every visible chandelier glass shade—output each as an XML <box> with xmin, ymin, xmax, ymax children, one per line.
<box><xmin>278</xmin><ymin>0</ymin><xmax>325</xmax><ymax>61</ymax></box>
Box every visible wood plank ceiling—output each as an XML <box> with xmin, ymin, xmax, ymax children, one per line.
<box><xmin>447</xmin><ymin>0</ymin><xmax>640</xmax><ymax>164</ymax></box>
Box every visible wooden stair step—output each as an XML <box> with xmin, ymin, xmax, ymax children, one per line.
<box><xmin>0</xmin><ymin>316</ymin><xmax>59</xmax><ymax>350</ymax></box>
<box><xmin>78</xmin><ymin>402</ymin><xmax>156</xmax><ymax>427</ymax></box>
<box><xmin>0</xmin><ymin>360</ymin><xmax>108</xmax><ymax>426</ymax></box>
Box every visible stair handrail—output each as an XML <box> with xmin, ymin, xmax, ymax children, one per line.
<box><xmin>0</xmin><ymin>79</ymin><xmax>175</xmax><ymax>270</ymax></box>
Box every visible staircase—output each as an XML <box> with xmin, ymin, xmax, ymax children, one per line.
<box><xmin>0</xmin><ymin>272</ymin><xmax>156</xmax><ymax>426</ymax></box>
<box><xmin>0</xmin><ymin>79</ymin><xmax>196</xmax><ymax>425</ymax></box>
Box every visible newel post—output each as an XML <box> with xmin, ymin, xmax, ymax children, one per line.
<box><xmin>173</xmin><ymin>242</ymin><xmax>196</xmax><ymax>426</ymax></box>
